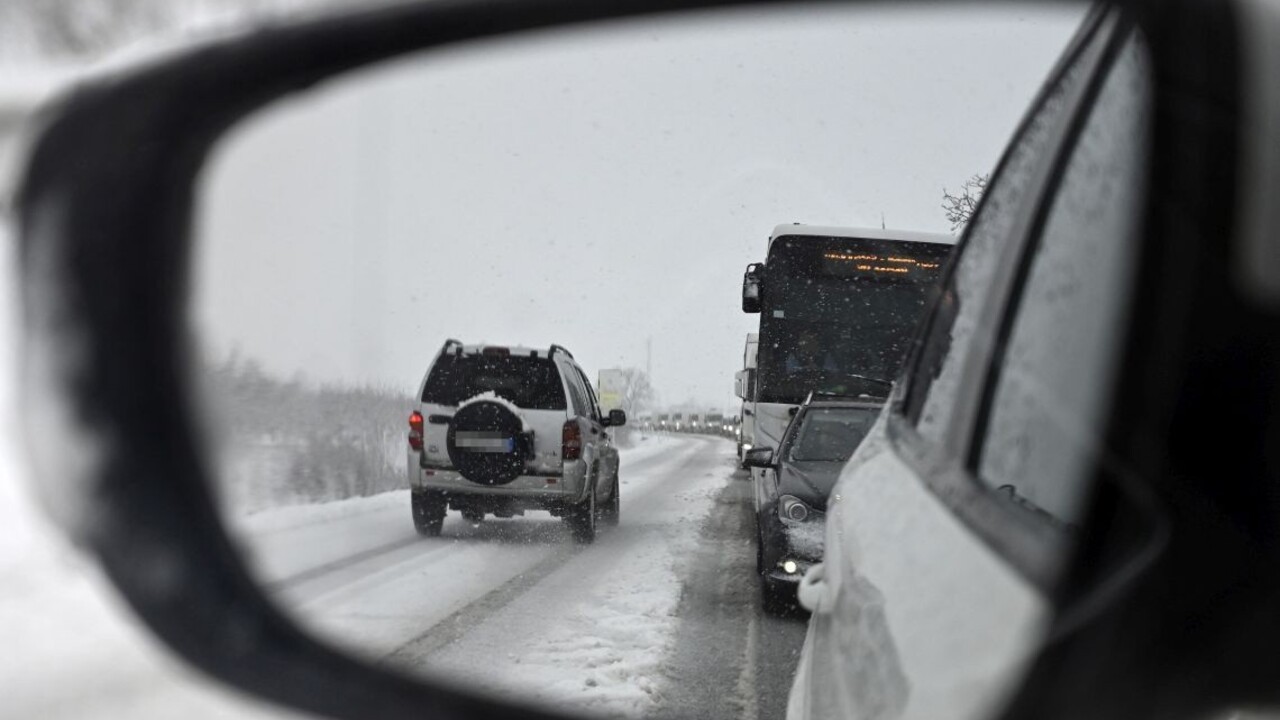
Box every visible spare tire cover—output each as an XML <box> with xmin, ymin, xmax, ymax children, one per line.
<box><xmin>447</xmin><ymin>400</ymin><xmax>529</xmax><ymax>485</ymax></box>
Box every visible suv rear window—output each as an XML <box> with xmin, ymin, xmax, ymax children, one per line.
<box><xmin>420</xmin><ymin>355</ymin><xmax>567</xmax><ymax>410</ymax></box>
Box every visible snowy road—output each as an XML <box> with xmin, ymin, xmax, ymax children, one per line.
<box><xmin>229</xmin><ymin>434</ymin><xmax>808</xmax><ymax>719</ymax></box>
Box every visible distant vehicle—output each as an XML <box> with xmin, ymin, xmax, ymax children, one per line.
<box><xmin>740</xmin><ymin>224</ymin><xmax>953</xmax><ymax>478</ymax></box>
<box><xmin>743</xmin><ymin>393</ymin><xmax>883</xmax><ymax>614</ymax></box>
<box><xmin>407</xmin><ymin>340</ymin><xmax>625</xmax><ymax>543</ymax></box>
<box><xmin>672</xmin><ymin>412</ymin><xmax>685</xmax><ymax>432</ymax></box>
<box><xmin>656</xmin><ymin>413</ymin><xmax>670</xmax><ymax>431</ymax></box>
<box><xmin>704</xmin><ymin>412</ymin><xmax>726</xmax><ymax>436</ymax></box>
<box><xmin>734</xmin><ymin>333</ymin><xmax>759</xmax><ymax>464</ymax></box>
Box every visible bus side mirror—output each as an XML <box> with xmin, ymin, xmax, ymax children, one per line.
<box><xmin>742</xmin><ymin>262</ymin><xmax>764</xmax><ymax>313</ymax></box>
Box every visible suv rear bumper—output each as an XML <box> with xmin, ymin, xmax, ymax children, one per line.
<box><xmin>411</xmin><ymin>486</ymin><xmax>582</xmax><ymax>518</ymax></box>
<box><xmin>411</xmin><ymin>459</ymin><xmax>588</xmax><ymax>503</ymax></box>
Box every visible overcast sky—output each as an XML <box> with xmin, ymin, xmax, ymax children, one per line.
<box><xmin>194</xmin><ymin>3</ymin><xmax>1083</xmax><ymax>412</ymax></box>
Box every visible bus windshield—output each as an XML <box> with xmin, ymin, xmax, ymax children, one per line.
<box><xmin>757</xmin><ymin>235</ymin><xmax>952</xmax><ymax>405</ymax></box>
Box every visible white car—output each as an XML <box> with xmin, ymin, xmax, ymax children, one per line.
<box><xmin>407</xmin><ymin>340</ymin><xmax>624</xmax><ymax>543</ymax></box>
<box><xmin>790</xmin><ymin>11</ymin><xmax>1154</xmax><ymax>720</ymax></box>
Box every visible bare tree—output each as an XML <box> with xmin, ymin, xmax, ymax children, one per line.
<box><xmin>613</xmin><ymin>368</ymin><xmax>656</xmax><ymax>416</ymax></box>
<box><xmin>941</xmin><ymin>173</ymin><xmax>989</xmax><ymax>231</ymax></box>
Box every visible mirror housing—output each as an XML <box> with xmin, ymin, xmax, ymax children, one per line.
<box><xmin>733</xmin><ymin>367</ymin><xmax>757</xmax><ymax>399</ymax></box>
<box><xmin>604</xmin><ymin>409</ymin><xmax>627</xmax><ymax>427</ymax></box>
<box><xmin>742</xmin><ymin>262</ymin><xmax>764</xmax><ymax>313</ymax></box>
<box><xmin>742</xmin><ymin>447</ymin><xmax>775</xmax><ymax>468</ymax></box>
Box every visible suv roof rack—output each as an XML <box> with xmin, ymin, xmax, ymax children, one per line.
<box><xmin>549</xmin><ymin>344</ymin><xmax>574</xmax><ymax>359</ymax></box>
<box><xmin>441</xmin><ymin>338</ymin><xmax>464</xmax><ymax>356</ymax></box>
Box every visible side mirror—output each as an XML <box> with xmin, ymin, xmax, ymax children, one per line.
<box><xmin>742</xmin><ymin>262</ymin><xmax>764</xmax><ymax>313</ymax></box>
<box><xmin>605</xmin><ymin>409</ymin><xmax>627</xmax><ymax>427</ymax></box>
<box><xmin>743</xmin><ymin>447</ymin><xmax>775</xmax><ymax>468</ymax></box>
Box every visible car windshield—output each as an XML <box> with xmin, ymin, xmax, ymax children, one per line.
<box><xmin>787</xmin><ymin>407</ymin><xmax>880</xmax><ymax>462</ymax></box>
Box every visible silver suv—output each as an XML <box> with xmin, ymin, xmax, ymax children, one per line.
<box><xmin>406</xmin><ymin>340</ymin><xmax>625</xmax><ymax>543</ymax></box>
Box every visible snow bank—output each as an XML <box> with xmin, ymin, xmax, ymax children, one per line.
<box><xmin>785</xmin><ymin>518</ymin><xmax>826</xmax><ymax>559</ymax></box>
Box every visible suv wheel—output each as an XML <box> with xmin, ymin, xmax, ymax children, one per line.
<box><xmin>566</xmin><ymin>482</ymin><xmax>597</xmax><ymax>544</ymax></box>
<box><xmin>412</xmin><ymin>490</ymin><xmax>446</xmax><ymax>537</ymax></box>
<box><xmin>600</xmin><ymin>476</ymin><xmax>621</xmax><ymax>527</ymax></box>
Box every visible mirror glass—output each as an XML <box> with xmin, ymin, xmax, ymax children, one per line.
<box><xmin>194</xmin><ymin>4</ymin><xmax>1084</xmax><ymax>718</ymax></box>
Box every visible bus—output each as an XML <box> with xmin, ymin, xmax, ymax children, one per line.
<box><xmin>741</xmin><ymin>224</ymin><xmax>954</xmax><ymax>463</ymax></box>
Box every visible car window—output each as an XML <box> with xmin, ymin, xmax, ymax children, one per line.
<box><xmin>420</xmin><ymin>354</ymin><xmax>567</xmax><ymax>410</ymax></box>
<box><xmin>559</xmin><ymin>362</ymin><xmax>589</xmax><ymax>417</ymax></box>
<box><xmin>908</xmin><ymin>47</ymin><xmax>1088</xmax><ymax>442</ymax></box>
<box><xmin>787</xmin><ymin>407</ymin><xmax>880</xmax><ymax>463</ymax></box>
<box><xmin>574</xmin><ymin>367</ymin><xmax>602</xmax><ymax>421</ymax></box>
<box><xmin>976</xmin><ymin>34</ymin><xmax>1152</xmax><ymax>523</ymax></box>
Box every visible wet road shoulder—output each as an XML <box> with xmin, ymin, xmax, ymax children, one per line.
<box><xmin>657</xmin><ymin>469</ymin><xmax>808</xmax><ymax>720</ymax></box>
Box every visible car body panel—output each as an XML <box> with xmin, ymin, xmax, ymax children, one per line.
<box><xmin>788</xmin><ymin>420</ymin><xmax>1047</xmax><ymax>720</ymax></box>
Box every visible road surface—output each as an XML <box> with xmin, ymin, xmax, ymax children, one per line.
<box><xmin>232</xmin><ymin>434</ymin><xmax>809</xmax><ymax>719</ymax></box>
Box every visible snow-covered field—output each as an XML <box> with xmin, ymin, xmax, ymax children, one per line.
<box><xmin>226</xmin><ymin>433</ymin><xmax>737</xmax><ymax>718</ymax></box>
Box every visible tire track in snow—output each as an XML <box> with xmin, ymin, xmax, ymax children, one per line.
<box><xmin>266</xmin><ymin>536</ymin><xmax>425</xmax><ymax>593</ymax></box>
<box><xmin>392</xmin><ymin>436</ymin><xmax>737</xmax><ymax>717</ymax></box>
<box><xmin>373</xmin><ymin>437</ymin><xmax>715</xmax><ymax>662</ymax></box>
<box><xmin>380</xmin><ymin>543</ymin><xmax>581</xmax><ymax>664</ymax></box>
<box><xmin>254</xmin><ymin>435</ymin><xmax>691</xmax><ymax>600</ymax></box>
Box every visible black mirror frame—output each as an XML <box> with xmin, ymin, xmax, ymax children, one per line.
<box><xmin>606</xmin><ymin>409</ymin><xmax>627</xmax><ymax>427</ymax></box>
<box><xmin>16</xmin><ymin>4</ymin><xmax>845</xmax><ymax>718</ymax></box>
<box><xmin>16</xmin><ymin>0</ymin><xmax>1280</xmax><ymax>719</ymax></box>
<box><xmin>741</xmin><ymin>261</ymin><xmax>764</xmax><ymax>313</ymax></box>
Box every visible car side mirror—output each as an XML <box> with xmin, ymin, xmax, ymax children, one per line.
<box><xmin>605</xmin><ymin>409</ymin><xmax>626</xmax><ymax>427</ymax></box>
<box><xmin>743</xmin><ymin>447</ymin><xmax>775</xmax><ymax>468</ymax></box>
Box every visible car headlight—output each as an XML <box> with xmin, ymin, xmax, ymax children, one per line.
<box><xmin>779</xmin><ymin>494</ymin><xmax>810</xmax><ymax>522</ymax></box>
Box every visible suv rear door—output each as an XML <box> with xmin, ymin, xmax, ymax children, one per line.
<box><xmin>418</xmin><ymin>352</ymin><xmax>570</xmax><ymax>475</ymax></box>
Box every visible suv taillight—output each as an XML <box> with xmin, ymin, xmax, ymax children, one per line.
<box><xmin>562</xmin><ymin>420</ymin><xmax>581</xmax><ymax>461</ymax></box>
<box><xmin>408</xmin><ymin>411</ymin><xmax>424</xmax><ymax>451</ymax></box>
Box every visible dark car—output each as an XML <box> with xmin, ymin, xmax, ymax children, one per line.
<box><xmin>744</xmin><ymin>394</ymin><xmax>883</xmax><ymax>614</ymax></box>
